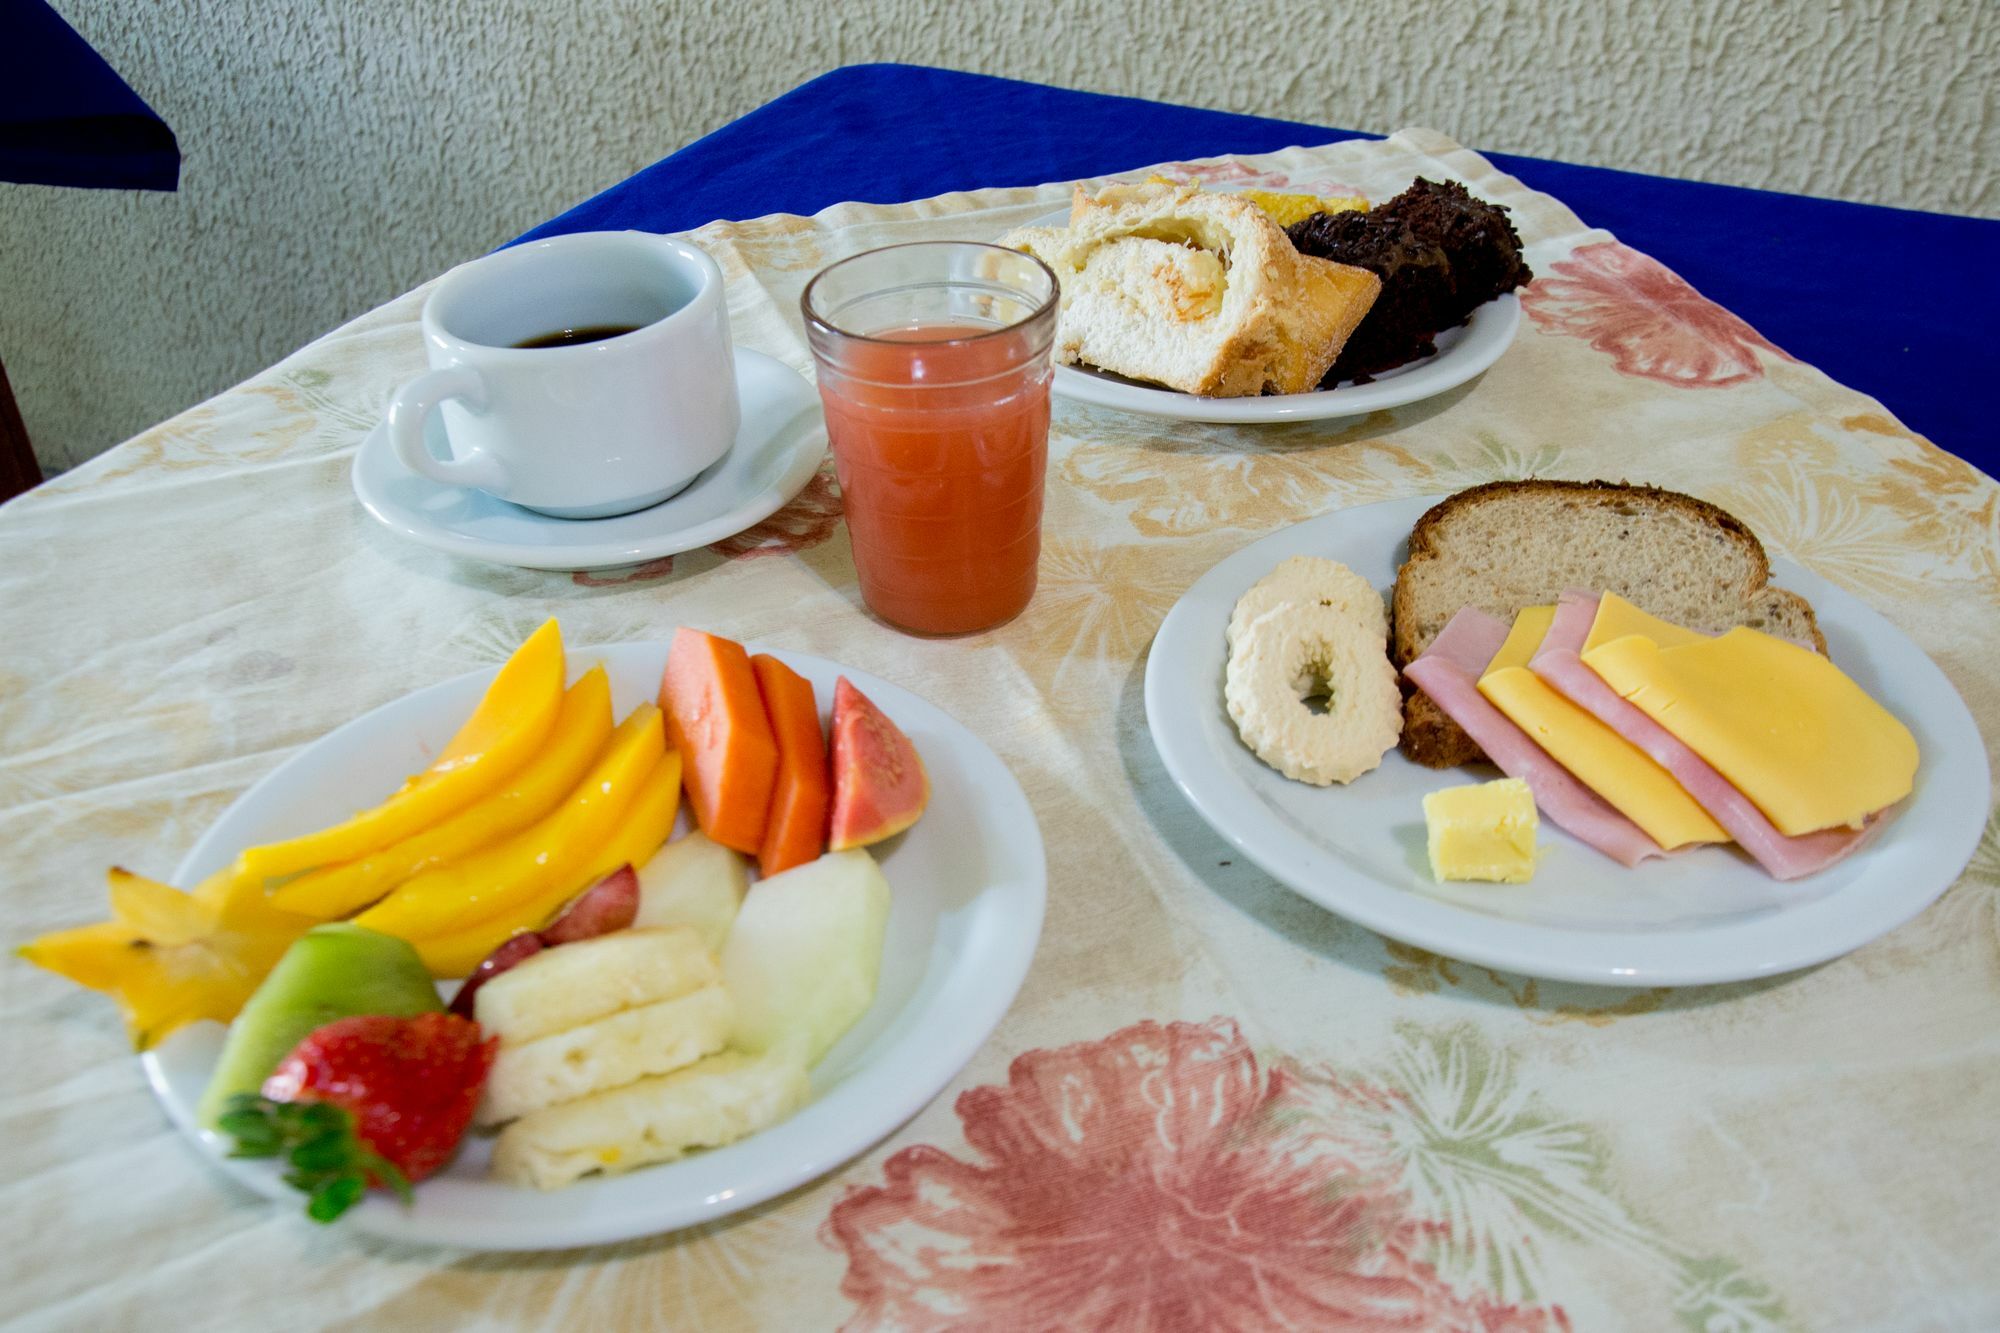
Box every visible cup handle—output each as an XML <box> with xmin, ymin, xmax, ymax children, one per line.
<box><xmin>386</xmin><ymin>366</ymin><xmax>508</xmax><ymax>492</ymax></box>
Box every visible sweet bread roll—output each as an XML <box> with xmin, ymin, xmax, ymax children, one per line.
<box><xmin>1000</xmin><ymin>183</ymin><xmax>1380</xmax><ymax>397</ymax></box>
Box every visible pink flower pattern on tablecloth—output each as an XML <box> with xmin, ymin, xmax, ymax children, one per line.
<box><xmin>1521</xmin><ymin>240</ymin><xmax>1791</xmax><ymax>388</ymax></box>
<box><xmin>709</xmin><ymin>464</ymin><xmax>843</xmax><ymax>560</ymax></box>
<box><xmin>822</xmin><ymin>1018</ymin><xmax>1569</xmax><ymax>1332</ymax></box>
<box><xmin>571</xmin><ymin>555</ymin><xmax>675</xmax><ymax>587</ymax></box>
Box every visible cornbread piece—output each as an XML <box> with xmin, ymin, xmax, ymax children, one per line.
<box><xmin>1287</xmin><ymin>178</ymin><xmax>1533</xmax><ymax>382</ymax></box>
<box><xmin>1391</xmin><ymin>481</ymin><xmax>1823</xmax><ymax>769</ymax></box>
<box><xmin>1423</xmin><ymin>778</ymin><xmax>1539</xmax><ymax>883</ymax></box>
<box><xmin>1001</xmin><ymin>183</ymin><xmax>1380</xmax><ymax>396</ymax></box>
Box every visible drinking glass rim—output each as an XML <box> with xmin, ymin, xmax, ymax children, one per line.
<box><xmin>800</xmin><ymin>241</ymin><xmax>1059</xmax><ymax>346</ymax></box>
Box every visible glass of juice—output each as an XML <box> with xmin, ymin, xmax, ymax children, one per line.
<box><xmin>802</xmin><ymin>242</ymin><xmax>1059</xmax><ymax>635</ymax></box>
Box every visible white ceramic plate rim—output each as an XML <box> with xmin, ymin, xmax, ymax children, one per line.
<box><xmin>142</xmin><ymin>643</ymin><xmax>1046</xmax><ymax>1250</ymax></box>
<box><xmin>1020</xmin><ymin>204</ymin><xmax>1523</xmax><ymax>423</ymax></box>
<box><xmin>351</xmin><ymin>348</ymin><xmax>827</xmax><ymax>571</ymax></box>
<box><xmin>1143</xmin><ymin>494</ymin><xmax>1990</xmax><ymax>985</ymax></box>
<box><xmin>1052</xmin><ymin>297</ymin><xmax>1519</xmax><ymax>423</ymax></box>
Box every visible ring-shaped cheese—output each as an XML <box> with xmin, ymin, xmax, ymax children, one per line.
<box><xmin>1224</xmin><ymin>601</ymin><xmax>1403</xmax><ymax>786</ymax></box>
<box><xmin>1225</xmin><ymin>555</ymin><xmax>1386</xmax><ymax>651</ymax></box>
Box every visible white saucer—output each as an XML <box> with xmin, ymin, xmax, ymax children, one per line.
<box><xmin>351</xmin><ymin>348</ymin><xmax>827</xmax><ymax>570</ymax></box>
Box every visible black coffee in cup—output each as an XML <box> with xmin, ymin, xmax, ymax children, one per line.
<box><xmin>512</xmin><ymin>324</ymin><xmax>642</xmax><ymax>350</ymax></box>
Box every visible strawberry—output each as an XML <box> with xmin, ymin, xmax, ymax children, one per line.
<box><xmin>218</xmin><ymin>1012</ymin><xmax>496</xmax><ymax>1222</ymax></box>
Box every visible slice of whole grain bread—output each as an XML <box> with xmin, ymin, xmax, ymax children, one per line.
<box><xmin>1392</xmin><ymin>480</ymin><xmax>1823</xmax><ymax>768</ymax></box>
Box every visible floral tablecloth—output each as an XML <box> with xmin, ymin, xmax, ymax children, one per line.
<box><xmin>5</xmin><ymin>129</ymin><xmax>1996</xmax><ymax>1331</ymax></box>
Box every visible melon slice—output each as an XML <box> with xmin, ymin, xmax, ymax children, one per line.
<box><xmin>719</xmin><ymin>849</ymin><xmax>890</xmax><ymax>1064</ymax></box>
<box><xmin>828</xmin><ymin>677</ymin><xmax>929</xmax><ymax>851</ymax></box>
<box><xmin>632</xmin><ymin>830</ymin><xmax>749</xmax><ymax>953</ymax></box>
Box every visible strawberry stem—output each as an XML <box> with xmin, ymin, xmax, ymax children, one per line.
<box><xmin>219</xmin><ymin>1094</ymin><xmax>412</xmax><ymax>1222</ymax></box>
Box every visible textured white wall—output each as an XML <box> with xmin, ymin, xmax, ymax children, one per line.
<box><xmin>4</xmin><ymin>0</ymin><xmax>1994</xmax><ymax>473</ymax></box>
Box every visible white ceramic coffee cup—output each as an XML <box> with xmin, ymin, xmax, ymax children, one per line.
<box><xmin>387</xmin><ymin>231</ymin><xmax>740</xmax><ymax>519</ymax></box>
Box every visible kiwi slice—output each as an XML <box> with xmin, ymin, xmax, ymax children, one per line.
<box><xmin>197</xmin><ymin>924</ymin><xmax>442</xmax><ymax>1128</ymax></box>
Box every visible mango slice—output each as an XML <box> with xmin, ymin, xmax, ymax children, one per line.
<box><xmin>417</xmin><ymin>749</ymin><xmax>683</xmax><ymax>978</ymax></box>
<box><xmin>237</xmin><ymin>620</ymin><xmax>566</xmax><ymax>881</ymax></box>
<box><xmin>270</xmin><ymin>665</ymin><xmax>615</xmax><ymax>920</ymax></box>
<box><xmin>353</xmin><ymin>705</ymin><xmax>666</xmax><ymax>950</ymax></box>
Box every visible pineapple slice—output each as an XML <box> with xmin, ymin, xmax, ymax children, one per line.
<box><xmin>478</xmin><ymin>983</ymin><xmax>732</xmax><ymax>1125</ymax></box>
<box><xmin>19</xmin><ymin>868</ymin><xmax>316</xmax><ymax>1049</ymax></box>
<box><xmin>492</xmin><ymin>1044</ymin><xmax>810</xmax><ymax>1190</ymax></box>
<box><xmin>472</xmin><ymin>925</ymin><xmax>715</xmax><ymax>1045</ymax></box>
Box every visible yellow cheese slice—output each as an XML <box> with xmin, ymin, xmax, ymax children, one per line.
<box><xmin>1582</xmin><ymin>592</ymin><xmax>1708</xmax><ymax>655</ymax></box>
<box><xmin>1479</xmin><ymin>609</ymin><xmax>1729</xmax><ymax>850</ymax></box>
<box><xmin>1582</xmin><ymin>627</ymin><xmax>1917</xmax><ymax>836</ymax></box>
<box><xmin>1484</xmin><ymin>605</ymin><xmax>1557</xmax><ymax>674</ymax></box>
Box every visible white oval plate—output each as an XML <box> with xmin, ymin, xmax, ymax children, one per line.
<box><xmin>1143</xmin><ymin>495</ymin><xmax>1989</xmax><ymax>986</ymax></box>
<box><xmin>351</xmin><ymin>349</ymin><xmax>827</xmax><ymax>571</ymax></box>
<box><xmin>1019</xmin><ymin>205</ymin><xmax>1521</xmax><ymax>423</ymax></box>
<box><xmin>143</xmin><ymin>644</ymin><xmax>1045</xmax><ymax>1250</ymax></box>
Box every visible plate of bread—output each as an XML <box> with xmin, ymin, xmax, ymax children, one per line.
<box><xmin>999</xmin><ymin>178</ymin><xmax>1528</xmax><ymax>423</ymax></box>
<box><xmin>1143</xmin><ymin>482</ymin><xmax>1989</xmax><ymax>985</ymax></box>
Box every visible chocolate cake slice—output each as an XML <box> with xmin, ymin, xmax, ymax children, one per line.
<box><xmin>1287</xmin><ymin>179</ymin><xmax>1533</xmax><ymax>383</ymax></box>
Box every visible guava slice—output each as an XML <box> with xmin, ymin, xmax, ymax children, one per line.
<box><xmin>827</xmin><ymin>678</ymin><xmax>929</xmax><ymax>851</ymax></box>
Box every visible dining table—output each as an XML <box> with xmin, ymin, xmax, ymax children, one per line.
<box><xmin>6</xmin><ymin>63</ymin><xmax>1997</xmax><ymax>1331</ymax></box>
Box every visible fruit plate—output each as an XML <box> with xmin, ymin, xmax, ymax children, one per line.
<box><xmin>1017</xmin><ymin>204</ymin><xmax>1525</xmax><ymax>425</ymax></box>
<box><xmin>142</xmin><ymin>645</ymin><xmax>1046</xmax><ymax>1249</ymax></box>
<box><xmin>1143</xmin><ymin>494</ymin><xmax>1990</xmax><ymax>986</ymax></box>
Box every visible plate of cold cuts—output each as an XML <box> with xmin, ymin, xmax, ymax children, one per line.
<box><xmin>1142</xmin><ymin>494</ymin><xmax>1990</xmax><ymax>986</ymax></box>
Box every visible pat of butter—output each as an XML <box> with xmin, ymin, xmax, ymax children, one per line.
<box><xmin>1479</xmin><ymin>608</ymin><xmax>1728</xmax><ymax>850</ymax></box>
<box><xmin>1423</xmin><ymin>778</ymin><xmax>1539</xmax><ymax>884</ymax></box>
<box><xmin>1583</xmin><ymin>626</ymin><xmax>1918</xmax><ymax>835</ymax></box>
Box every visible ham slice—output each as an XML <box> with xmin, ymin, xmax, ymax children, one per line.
<box><xmin>1404</xmin><ymin>607</ymin><xmax>1667</xmax><ymax>867</ymax></box>
<box><xmin>1532</xmin><ymin>591</ymin><xmax>1872</xmax><ymax>880</ymax></box>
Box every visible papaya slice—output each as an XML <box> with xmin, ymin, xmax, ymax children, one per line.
<box><xmin>751</xmin><ymin>654</ymin><xmax>830</xmax><ymax>878</ymax></box>
<box><xmin>828</xmin><ymin>677</ymin><xmax>929</xmax><ymax>851</ymax></box>
<box><xmin>660</xmin><ymin>629</ymin><xmax>778</xmax><ymax>855</ymax></box>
